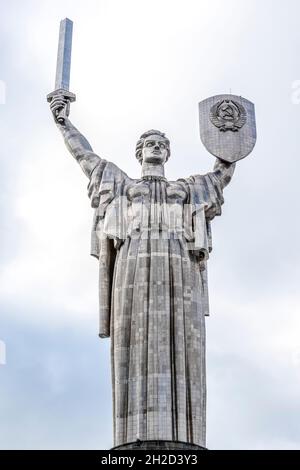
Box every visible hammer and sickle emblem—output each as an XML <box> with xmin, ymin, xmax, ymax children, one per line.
<box><xmin>210</xmin><ymin>99</ymin><xmax>247</xmax><ymax>132</ymax></box>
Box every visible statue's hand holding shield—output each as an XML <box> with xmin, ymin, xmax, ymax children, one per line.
<box><xmin>199</xmin><ymin>94</ymin><xmax>257</xmax><ymax>163</ymax></box>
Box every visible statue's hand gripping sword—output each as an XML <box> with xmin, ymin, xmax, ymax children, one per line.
<box><xmin>47</xmin><ymin>18</ymin><xmax>76</xmax><ymax>123</ymax></box>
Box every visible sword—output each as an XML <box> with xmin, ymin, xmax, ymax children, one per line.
<box><xmin>47</xmin><ymin>18</ymin><xmax>76</xmax><ymax>123</ymax></box>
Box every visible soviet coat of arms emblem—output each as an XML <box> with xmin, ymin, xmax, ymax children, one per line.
<box><xmin>210</xmin><ymin>99</ymin><xmax>247</xmax><ymax>132</ymax></box>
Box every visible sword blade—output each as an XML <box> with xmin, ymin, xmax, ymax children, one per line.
<box><xmin>54</xmin><ymin>18</ymin><xmax>73</xmax><ymax>91</ymax></box>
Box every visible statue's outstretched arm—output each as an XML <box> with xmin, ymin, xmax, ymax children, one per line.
<box><xmin>49</xmin><ymin>95</ymin><xmax>100</xmax><ymax>178</ymax></box>
<box><xmin>212</xmin><ymin>158</ymin><xmax>236</xmax><ymax>190</ymax></box>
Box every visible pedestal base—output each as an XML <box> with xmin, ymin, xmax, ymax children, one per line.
<box><xmin>112</xmin><ymin>440</ymin><xmax>207</xmax><ymax>450</ymax></box>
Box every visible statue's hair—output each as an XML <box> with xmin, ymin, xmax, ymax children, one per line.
<box><xmin>135</xmin><ymin>129</ymin><xmax>170</xmax><ymax>165</ymax></box>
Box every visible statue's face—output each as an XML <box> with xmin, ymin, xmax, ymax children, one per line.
<box><xmin>142</xmin><ymin>134</ymin><xmax>168</xmax><ymax>165</ymax></box>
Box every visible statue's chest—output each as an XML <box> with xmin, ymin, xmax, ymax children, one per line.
<box><xmin>125</xmin><ymin>179</ymin><xmax>187</xmax><ymax>205</ymax></box>
<box><xmin>119</xmin><ymin>179</ymin><xmax>188</xmax><ymax>232</ymax></box>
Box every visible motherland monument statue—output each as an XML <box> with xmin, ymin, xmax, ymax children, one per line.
<box><xmin>47</xmin><ymin>19</ymin><xmax>256</xmax><ymax>450</ymax></box>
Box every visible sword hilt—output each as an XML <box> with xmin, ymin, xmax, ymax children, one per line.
<box><xmin>47</xmin><ymin>89</ymin><xmax>76</xmax><ymax>124</ymax></box>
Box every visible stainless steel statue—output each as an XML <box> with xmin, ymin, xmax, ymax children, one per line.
<box><xmin>48</xmin><ymin>19</ymin><xmax>256</xmax><ymax>450</ymax></box>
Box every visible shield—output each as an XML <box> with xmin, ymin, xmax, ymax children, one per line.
<box><xmin>198</xmin><ymin>94</ymin><xmax>257</xmax><ymax>163</ymax></box>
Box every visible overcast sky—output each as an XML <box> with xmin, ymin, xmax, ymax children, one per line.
<box><xmin>1</xmin><ymin>0</ymin><xmax>300</xmax><ymax>450</ymax></box>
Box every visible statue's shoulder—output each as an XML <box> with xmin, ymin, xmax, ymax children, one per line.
<box><xmin>103</xmin><ymin>161</ymin><xmax>130</xmax><ymax>181</ymax></box>
<box><xmin>176</xmin><ymin>174</ymin><xmax>206</xmax><ymax>186</ymax></box>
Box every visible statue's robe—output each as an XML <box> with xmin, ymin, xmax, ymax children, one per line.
<box><xmin>87</xmin><ymin>160</ymin><xmax>225</xmax><ymax>447</ymax></box>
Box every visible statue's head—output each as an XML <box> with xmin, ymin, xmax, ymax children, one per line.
<box><xmin>135</xmin><ymin>130</ymin><xmax>170</xmax><ymax>166</ymax></box>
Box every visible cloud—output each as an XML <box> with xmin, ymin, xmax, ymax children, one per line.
<box><xmin>206</xmin><ymin>293</ymin><xmax>300</xmax><ymax>449</ymax></box>
<box><xmin>0</xmin><ymin>311</ymin><xmax>112</xmax><ymax>450</ymax></box>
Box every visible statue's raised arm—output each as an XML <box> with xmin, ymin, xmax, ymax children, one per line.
<box><xmin>49</xmin><ymin>94</ymin><xmax>130</xmax><ymax>222</ymax></box>
<box><xmin>50</xmin><ymin>95</ymin><xmax>101</xmax><ymax>178</ymax></box>
<box><xmin>212</xmin><ymin>158</ymin><xmax>236</xmax><ymax>190</ymax></box>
